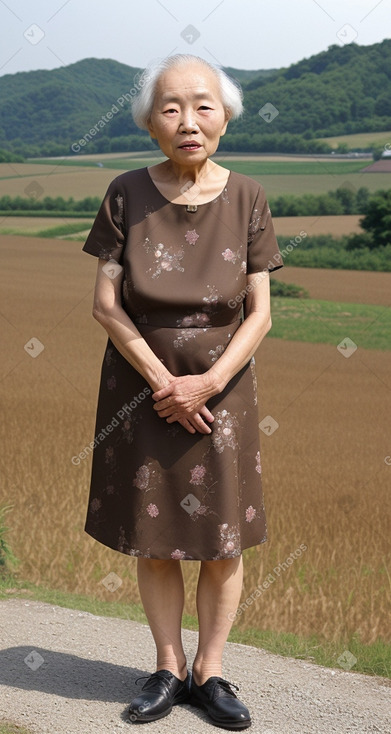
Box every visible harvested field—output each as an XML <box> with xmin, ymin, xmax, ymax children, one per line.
<box><xmin>1</xmin><ymin>235</ymin><xmax>390</xmax><ymax>645</ymax></box>
<box><xmin>273</xmin><ymin>266</ymin><xmax>391</xmax><ymax>305</ymax></box>
<box><xmin>273</xmin><ymin>214</ymin><xmax>362</xmax><ymax>237</ymax></box>
<box><xmin>0</xmin><ymin>165</ymin><xmax>122</xmax><ymax>198</ymax></box>
<box><xmin>360</xmin><ymin>159</ymin><xmax>391</xmax><ymax>173</ymax></box>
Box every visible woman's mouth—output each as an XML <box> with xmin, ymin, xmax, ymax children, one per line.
<box><xmin>179</xmin><ymin>142</ymin><xmax>201</xmax><ymax>150</ymax></box>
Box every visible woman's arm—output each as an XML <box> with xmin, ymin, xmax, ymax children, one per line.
<box><xmin>151</xmin><ymin>271</ymin><xmax>272</xmax><ymax>415</ymax></box>
<box><xmin>92</xmin><ymin>259</ymin><xmax>214</xmax><ymax>434</ymax></box>
<box><xmin>207</xmin><ymin>271</ymin><xmax>272</xmax><ymax>392</ymax></box>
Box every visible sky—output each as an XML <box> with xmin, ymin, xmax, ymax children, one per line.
<box><xmin>0</xmin><ymin>0</ymin><xmax>389</xmax><ymax>78</ymax></box>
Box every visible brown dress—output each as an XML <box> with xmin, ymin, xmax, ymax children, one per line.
<box><xmin>82</xmin><ymin>166</ymin><xmax>283</xmax><ymax>560</ymax></box>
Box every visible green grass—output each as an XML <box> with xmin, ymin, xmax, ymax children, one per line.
<box><xmin>0</xmin><ymin>211</ymin><xmax>95</xmax><ymax>218</ymax></box>
<box><xmin>22</xmin><ymin>157</ymin><xmax>161</xmax><ymax>170</ymax></box>
<box><xmin>219</xmin><ymin>161</ymin><xmax>367</xmax><ymax>175</ymax></box>
<box><xmin>34</xmin><ymin>222</ymin><xmax>93</xmax><ymax>238</ymax></box>
<box><xmin>1</xmin><ymin>574</ymin><xmax>390</xmax><ymax>679</ymax></box>
<box><xmin>270</xmin><ymin>297</ymin><xmax>391</xmax><ymax>350</ymax></box>
<box><xmin>27</xmin><ymin>157</ymin><xmax>367</xmax><ymax>175</ymax></box>
<box><xmin>0</xmin><ymin>221</ymin><xmax>93</xmax><ymax>238</ymax></box>
<box><xmin>0</xmin><ymin>724</ymin><xmax>35</xmax><ymax>734</ymax></box>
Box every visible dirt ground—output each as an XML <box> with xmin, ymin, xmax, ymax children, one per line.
<box><xmin>1</xmin><ymin>598</ymin><xmax>390</xmax><ymax>734</ymax></box>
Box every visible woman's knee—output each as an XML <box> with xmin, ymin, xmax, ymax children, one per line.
<box><xmin>137</xmin><ymin>557</ymin><xmax>181</xmax><ymax>573</ymax></box>
<box><xmin>200</xmin><ymin>555</ymin><xmax>242</xmax><ymax>575</ymax></box>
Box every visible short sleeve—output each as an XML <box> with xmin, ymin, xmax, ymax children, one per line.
<box><xmin>247</xmin><ymin>186</ymin><xmax>283</xmax><ymax>274</ymax></box>
<box><xmin>82</xmin><ymin>178</ymin><xmax>126</xmax><ymax>263</ymax></box>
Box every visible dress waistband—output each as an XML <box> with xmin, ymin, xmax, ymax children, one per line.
<box><xmin>133</xmin><ymin>318</ymin><xmax>242</xmax><ymax>329</ymax></box>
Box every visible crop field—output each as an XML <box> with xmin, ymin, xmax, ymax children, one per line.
<box><xmin>0</xmin><ymin>217</ymin><xmax>94</xmax><ymax>234</ymax></box>
<box><xmin>318</xmin><ymin>130</ymin><xmax>391</xmax><ymax>148</ymax></box>
<box><xmin>1</xmin><ymin>234</ymin><xmax>390</xmax><ymax>647</ymax></box>
<box><xmin>1</xmin><ymin>156</ymin><xmax>391</xmax><ymax>200</ymax></box>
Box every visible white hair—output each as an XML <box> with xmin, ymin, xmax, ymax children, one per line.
<box><xmin>131</xmin><ymin>54</ymin><xmax>243</xmax><ymax>130</ymax></box>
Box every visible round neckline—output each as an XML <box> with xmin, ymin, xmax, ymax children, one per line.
<box><xmin>145</xmin><ymin>166</ymin><xmax>232</xmax><ymax>207</ymax></box>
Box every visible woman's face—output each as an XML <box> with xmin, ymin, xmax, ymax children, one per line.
<box><xmin>147</xmin><ymin>63</ymin><xmax>230</xmax><ymax>165</ymax></box>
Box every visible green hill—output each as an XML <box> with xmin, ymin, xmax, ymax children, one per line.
<box><xmin>231</xmin><ymin>39</ymin><xmax>391</xmax><ymax>138</ymax></box>
<box><xmin>0</xmin><ymin>40</ymin><xmax>390</xmax><ymax>156</ymax></box>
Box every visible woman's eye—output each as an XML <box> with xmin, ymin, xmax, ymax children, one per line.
<box><xmin>164</xmin><ymin>108</ymin><xmax>177</xmax><ymax>114</ymax></box>
<box><xmin>199</xmin><ymin>106</ymin><xmax>211</xmax><ymax>110</ymax></box>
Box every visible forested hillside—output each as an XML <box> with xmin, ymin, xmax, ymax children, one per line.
<box><xmin>0</xmin><ymin>40</ymin><xmax>390</xmax><ymax>157</ymax></box>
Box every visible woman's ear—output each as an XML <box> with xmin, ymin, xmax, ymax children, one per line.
<box><xmin>220</xmin><ymin>109</ymin><xmax>232</xmax><ymax>137</ymax></box>
<box><xmin>146</xmin><ymin>118</ymin><xmax>156</xmax><ymax>139</ymax></box>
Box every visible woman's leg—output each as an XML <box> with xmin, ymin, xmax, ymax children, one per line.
<box><xmin>137</xmin><ymin>558</ymin><xmax>188</xmax><ymax>680</ymax></box>
<box><xmin>192</xmin><ymin>555</ymin><xmax>243</xmax><ymax>685</ymax></box>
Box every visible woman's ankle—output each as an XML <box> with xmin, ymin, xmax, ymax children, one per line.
<box><xmin>192</xmin><ymin>659</ymin><xmax>222</xmax><ymax>686</ymax></box>
<box><xmin>157</xmin><ymin>659</ymin><xmax>188</xmax><ymax>681</ymax></box>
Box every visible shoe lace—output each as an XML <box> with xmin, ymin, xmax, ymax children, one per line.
<box><xmin>215</xmin><ymin>678</ymin><xmax>240</xmax><ymax>697</ymax></box>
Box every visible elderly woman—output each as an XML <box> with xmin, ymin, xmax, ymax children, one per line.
<box><xmin>82</xmin><ymin>53</ymin><xmax>283</xmax><ymax>729</ymax></box>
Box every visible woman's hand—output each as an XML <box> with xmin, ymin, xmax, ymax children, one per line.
<box><xmin>151</xmin><ymin>373</ymin><xmax>220</xmax><ymax>435</ymax></box>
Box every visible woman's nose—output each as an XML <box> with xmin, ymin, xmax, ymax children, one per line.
<box><xmin>179</xmin><ymin>110</ymin><xmax>198</xmax><ymax>131</ymax></box>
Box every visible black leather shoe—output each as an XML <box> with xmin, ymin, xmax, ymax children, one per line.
<box><xmin>190</xmin><ymin>675</ymin><xmax>251</xmax><ymax>730</ymax></box>
<box><xmin>128</xmin><ymin>669</ymin><xmax>190</xmax><ymax>722</ymax></box>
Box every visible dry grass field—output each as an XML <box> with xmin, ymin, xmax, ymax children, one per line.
<box><xmin>272</xmin><ymin>266</ymin><xmax>391</xmax><ymax>306</ymax></box>
<box><xmin>1</xmin><ymin>234</ymin><xmax>390</xmax><ymax>646</ymax></box>
<box><xmin>0</xmin><ymin>164</ymin><xmax>117</xmax><ymax>199</ymax></box>
<box><xmin>273</xmin><ymin>214</ymin><xmax>362</xmax><ymax>237</ymax></box>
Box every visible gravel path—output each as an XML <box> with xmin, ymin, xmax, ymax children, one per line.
<box><xmin>0</xmin><ymin>599</ymin><xmax>390</xmax><ymax>734</ymax></box>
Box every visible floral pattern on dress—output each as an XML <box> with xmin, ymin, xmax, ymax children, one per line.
<box><xmin>173</xmin><ymin>328</ymin><xmax>207</xmax><ymax>349</ymax></box>
<box><xmin>245</xmin><ymin>505</ymin><xmax>257</xmax><ymax>522</ymax></box>
<box><xmin>117</xmin><ymin>525</ymin><xmax>151</xmax><ymax>557</ymax></box>
<box><xmin>189</xmin><ymin>503</ymin><xmax>214</xmax><ymax>523</ymax></box>
<box><xmin>212</xmin><ymin>187</ymin><xmax>229</xmax><ymax>205</ymax></box>
<box><xmin>222</xmin><ymin>248</ymin><xmax>241</xmax><ymax>264</ymax></box>
<box><xmin>107</xmin><ymin>375</ymin><xmax>116</xmax><ymax>390</ymax></box>
<box><xmin>104</xmin><ymin>445</ymin><xmax>116</xmax><ymax>470</ymax></box>
<box><xmin>115</xmin><ymin>194</ymin><xmax>124</xmax><ymax>226</ymax></box>
<box><xmin>142</xmin><ymin>237</ymin><xmax>185</xmax><ymax>278</ymax></box>
<box><xmin>177</xmin><ymin>312</ymin><xmax>210</xmax><ymax>327</ymax></box>
<box><xmin>211</xmin><ymin>410</ymin><xmax>239</xmax><ymax>453</ymax></box>
<box><xmin>105</xmin><ymin>347</ymin><xmax>116</xmax><ymax>366</ymax></box>
<box><xmin>213</xmin><ymin>522</ymin><xmax>241</xmax><ymax>559</ymax></box>
<box><xmin>255</xmin><ymin>451</ymin><xmax>262</xmax><ymax>474</ymax></box>
<box><xmin>185</xmin><ymin>229</ymin><xmax>199</xmax><ymax>245</ymax></box>
<box><xmin>146</xmin><ymin>503</ymin><xmax>159</xmax><ymax>517</ymax></box>
<box><xmin>121</xmin><ymin>418</ymin><xmax>137</xmax><ymax>444</ymax></box>
<box><xmin>189</xmin><ymin>464</ymin><xmax>206</xmax><ymax>485</ymax></box>
<box><xmin>133</xmin><ymin>460</ymin><xmax>161</xmax><ymax>492</ymax></box>
<box><xmin>248</xmin><ymin>204</ymin><xmax>271</xmax><ymax>242</ymax></box>
<box><xmin>203</xmin><ymin>284</ymin><xmax>221</xmax><ymax>306</ymax></box>
<box><xmin>89</xmin><ymin>497</ymin><xmax>102</xmax><ymax>513</ymax></box>
<box><xmin>171</xmin><ymin>549</ymin><xmax>186</xmax><ymax>560</ymax></box>
<box><xmin>208</xmin><ymin>344</ymin><xmax>225</xmax><ymax>363</ymax></box>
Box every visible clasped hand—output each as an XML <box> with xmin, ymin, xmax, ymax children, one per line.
<box><xmin>152</xmin><ymin>373</ymin><xmax>220</xmax><ymax>435</ymax></box>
